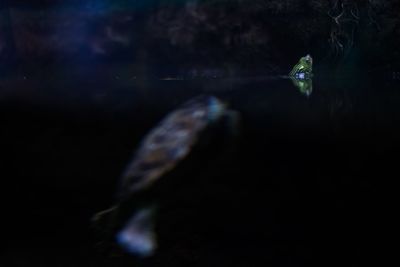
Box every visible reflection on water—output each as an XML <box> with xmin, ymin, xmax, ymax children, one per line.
<box><xmin>290</xmin><ymin>77</ymin><xmax>313</xmax><ymax>96</ymax></box>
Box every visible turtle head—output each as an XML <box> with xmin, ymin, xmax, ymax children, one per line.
<box><xmin>289</xmin><ymin>54</ymin><xmax>313</xmax><ymax>77</ymax></box>
<box><xmin>298</xmin><ymin>54</ymin><xmax>313</xmax><ymax>71</ymax></box>
<box><xmin>303</xmin><ymin>54</ymin><xmax>312</xmax><ymax>64</ymax></box>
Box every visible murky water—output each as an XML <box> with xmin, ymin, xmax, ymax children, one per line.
<box><xmin>1</xmin><ymin>65</ymin><xmax>398</xmax><ymax>265</ymax></box>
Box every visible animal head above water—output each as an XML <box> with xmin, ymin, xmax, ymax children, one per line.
<box><xmin>289</xmin><ymin>54</ymin><xmax>313</xmax><ymax>77</ymax></box>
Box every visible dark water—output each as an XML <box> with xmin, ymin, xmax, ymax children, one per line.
<box><xmin>1</xmin><ymin>66</ymin><xmax>398</xmax><ymax>266</ymax></box>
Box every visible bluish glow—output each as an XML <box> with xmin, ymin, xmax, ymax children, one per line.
<box><xmin>208</xmin><ymin>97</ymin><xmax>226</xmax><ymax>121</ymax></box>
<box><xmin>296</xmin><ymin>73</ymin><xmax>305</xmax><ymax>79</ymax></box>
<box><xmin>116</xmin><ymin>208</ymin><xmax>157</xmax><ymax>257</ymax></box>
<box><xmin>116</xmin><ymin>228</ymin><xmax>156</xmax><ymax>257</ymax></box>
<box><xmin>79</xmin><ymin>0</ymin><xmax>188</xmax><ymax>13</ymax></box>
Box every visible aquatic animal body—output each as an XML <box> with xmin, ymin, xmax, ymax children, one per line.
<box><xmin>288</xmin><ymin>54</ymin><xmax>314</xmax><ymax>96</ymax></box>
<box><xmin>118</xmin><ymin>95</ymin><xmax>230</xmax><ymax>196</ymax></box>
<box><xmin>94</xmin><ymin>95</ymin><xmax>238</xmax><ymax>257</ymax></box>
<box><xmin>289</xmin><ymin>54</ymin><xmax>313</xmax><ymax>79</ymax></box>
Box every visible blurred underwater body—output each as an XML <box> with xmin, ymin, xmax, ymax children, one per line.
<box><xmin>92</xmin><ymin>95</ymin><xmax>239</xmax><ymax>257</ymax></box>
<box><xmin>1</xmin><ymin>61</ymin><xmax>398</xmax><ymax>266</ymax></box>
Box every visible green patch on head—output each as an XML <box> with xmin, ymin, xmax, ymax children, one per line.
<box><xmin>289</xmin><ymin>54</ymin><xmax>313</xmax><ymax>77</ymax></box>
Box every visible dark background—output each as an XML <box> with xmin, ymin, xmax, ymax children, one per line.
<box><xmin>1</xmin><ymin>1</ymin><xmax>399</xmax><ymax>266</ymax></box>
<box><xmin>1</xmin><ymin>0</ymin><xmax>400</xmax><ymax>73</ymax></box>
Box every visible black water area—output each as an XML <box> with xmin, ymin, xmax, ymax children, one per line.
<box><xmin>1</xmin><ymin>65</ymin><xmax>398</xmax><ymax>266</ymax></box>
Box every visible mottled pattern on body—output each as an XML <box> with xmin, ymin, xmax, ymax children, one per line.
<box><xmin>118</xmin><ymin>96</ymin><xmax>225</xmax><ymax>198</ymax></box>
